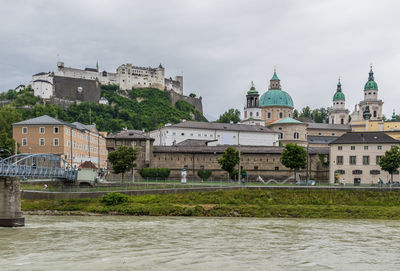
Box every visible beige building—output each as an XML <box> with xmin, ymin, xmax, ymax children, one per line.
<box><xmin>329</xmin><ymin>132</ymin><xmax>399</xmax><ymax>185</ymax></box>
<box><xmin>268</xmin><ymin>117</ymin><xmax>308</xmax><ymax>146</ymax></box>
<box><xmin>12</xmin><ymin>115</ymin><xmax>108</xmax><ymax>168</ymax></box>
<box><xmin>106</xmin><ymin>129</ymin><xmax>154</xmax><ymax>169</ymax></box>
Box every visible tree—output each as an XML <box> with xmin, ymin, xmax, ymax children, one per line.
<box><xmin>197</xmin><ymin>169</ymin><xmax>212</xmax><ymax>182</ymax></box>
<box><xmin>108</xmin><ymin>146</ymin><xmax>139</xmax><ymax>180</ymax></box>
<box><xmin>216</xmin><ymin>108</ymin><xmax>241</xmax><ymax>124</ymax></box>
<box><xmin>0</xmin><ymin>133</ymin><xmax>16</xmax><ymax>158</ymax></box>
<box><xmin>280</xmin><ymin>143</ymin><xmax>307</xmax><ymax>181</ymax></box>
<box><xmin>0</xmin><ymin>106</ymin><xmax>22</xmax><ymax>137</ymax></box>
<box><xmin>299</xmin><ymin>106</ymin><xmax>312</xmax><ymax>119</ymax></box>
<box><xmin>189</xmin><ymin>93</ymin><xmax>197</xmax><ymax>98</ymax></box>
<box><xmin>217</xmin><ymin>147</ymin><xmax>240</xmax><ymax>179</ymax></box>
<box><xmin>379</xmin><ymin>145</ymin><xmax>400</xmax><ymax>183</ymax></box>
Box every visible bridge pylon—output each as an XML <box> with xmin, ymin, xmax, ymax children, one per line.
<box><xmin>0</xmin><ymin>177</ymin><xmax>24</xmax><ymax>227</ymax></box>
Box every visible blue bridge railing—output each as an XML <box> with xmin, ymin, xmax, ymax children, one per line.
<box><xmin>0</xmin><ymin>154</ymin><xmax>77</xmax><ymax>181</ymax></box>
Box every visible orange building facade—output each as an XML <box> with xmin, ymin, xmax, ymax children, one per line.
<box><xmin>12</xmin><ymin>115</ymin><xmax>108</xmax><ymax>168</ymax></box>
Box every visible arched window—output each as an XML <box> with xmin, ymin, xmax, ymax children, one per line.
<box><xmin>373</xmin><ymin>111</ymin><xmax>377</xmax><ymax>118</ymax></box>
<box><xmin>331</xmin><ymin>118</ymin><xmax>334</xmax><ymax>124</ymax></box>
<box><xmin>279</xmin><ymin>112</ymin><xmax>283</xmax><ymax>118</ymax></box>
<box><xmin>294</xmin><ymin>132</ymin><xmax>299</xmax><ymax>139</ymax></box>
<box><xmin>279</xmin><ymin>133</ymin><xmax>283</xmax><ymax>139</ymax></box>
<box><xmin>341</xmin><ymin>118</ymin><xmax>344</xmax><ymax>124</ymax></box>
<box><xmin>267</xmin><ymin>112</ymin><xmax>271</xmax><ymax>118</ymax></box>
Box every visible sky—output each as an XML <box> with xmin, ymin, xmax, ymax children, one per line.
<box><xmin>1</xmin><ymin>0</ymin><xmax>400</xmax><ymax>120</ymax></box>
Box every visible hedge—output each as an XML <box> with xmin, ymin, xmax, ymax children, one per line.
<box><xmin>139</xmin><ymin>168</ymin><xmax>171</xmax><ymax>179</ymax></box>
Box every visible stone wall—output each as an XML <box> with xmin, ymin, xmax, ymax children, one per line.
<box><xmin>53</xmin><ymin>76</ymin><xmax>101</xmax><ymax>102</ymax></box>
<box><xmin>0</xmin><ymin>177</ymin><xmax>24</xmax><ymax>226</ymax></box>
<box><xmin>167</xmin><ymin>91</ymin><xmax>203</xmax><ymax>113</ymax></box>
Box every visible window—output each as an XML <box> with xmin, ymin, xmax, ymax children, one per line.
<box><xmin>39</xmin><ymin>138</ymin><xmax>45</xmax><ymax>146</ymax></box>
<box><xmin>279</xmin><ymin>133</ymin><xmax>283</xmax><ymax>139</ymax></box>
<box><xmin>200</xmin><ymin>165</ymin><xmax>204</xmax><ymax>170</ymax></box>
<box><xmin>256</xmin><ymin>112</ymin><xmax>259</xmax><ymax>117</ymax></box>
<box><xmin>22</xmin><ymin>138</ymin><xmax>27</xmax><ymax>146</ymax></box>
<box><xmin>341</xmin><ymin>119</ymin><xmax>344</xmax><ymax>124</ymax></box>
<box><xmin>338</xmin><ymin>146</ymin><xmax>342</xmax><ymax>150</ymax></box>
<box><xmin>335</xmin><ymin>170</ymin><xmax>345</xmax><ymax>174</ymax></box>
<box><xmin>294</xmin><ymin>132</ymin><xmax>299</xmax><ymax>139</ymax></box>
<box><xmin>373</xmin><ymin>111</ymin><xmax>377</xmax><ymax>118</ymax></box>
<box><xmin>332</xmin><ymin>133</ymin><xmax>335</xmax><ymax>136</ymax></box>
<box><xmin>351</xmin><ymin>146</ymin><xmax>355</xmax><ymax>150</ymax></box>
<box><xmin>53</xmin><ymin>138</ymin><xmax>59</xmax><ymax>146</ymax></box>
<box><xmin>267</xmin><ymin>112</ymin><xmax>271</xmax><ymax>118</ymax></box>
<box><xmin>364</xmin><ymin>146</ymin><xmax>368</xmax><ymax>150</ymax></box>
<box><xmin>190</xmin><ymin>133</ymin><xmax>193</xmax><ymax>136</ymax></box>
<box><xmin>254</xmin><ymin>166</ymin><xmax>259</xmax><ymax>170</ymax></box>
<box><xmin>181</xmin><ymin>133</ymin><xmax>185</xmax><ymax>136</ymax></box>
<box><xmin>39</xmin><ymin>127</ymin><xmax>45</xmax><ymax>134</ymax></box>
<box><xmin>172</xmin><ymin>132</ymin><xmax>176</xmax><ymax>135</ymax></box>
<box><xmin>336</xmin><ymin>156</ymin><xmax>343</xmax><ymax>165</ymax></box>
<box><xmin>376</xmin><ymin>156</ymin><xmax>382</xmax><ymax>165</ymax></box>
<box><xmin>363</xmin><ymin>156</ymin><xmax>370</xmax><ymax>165</ymax></box>
<box><xmin>22</xmin><ymin>127</ymin><xmax>28</xmax><ymax>134</ymax></box>
<box><xmin>274</xmin><ymin>166</ymin><xmax>279</xmax><ymax>171</ymax></box>
<box><xmin>54</xmin><ymin>127</ymin><xmax>59</xmax><ymax>134</ymax></box>
<box><xmin>250</xmin><ymin>112</ymin><xmax>253</xmax><ymax>117</ymax></box>
<box><xmin>370</xmin><ymin>170</ymin><xmax>380</xmax><ymax>175</ymax></box>
<box><xmin>349</xmin><ymin>156</ymin><xmax>356</xmax><ymax>165</ymax></box>
<box><xmin>279</xmin><ymin>112</ymin><xmax>283</xmax><ymax>118</ymax></box>
<box><xmin>198</xmin><ymin>134</ymin><xmax>201</xmax><ymax>137</ymax></box>
<box><xmin>377</xmin><ymin>145</ymin><xmax>382</xmax><ymax>150</ymax></box>
<box><xmin>352</xmin><ymin>170</ymin><xmax>363</xmax><ymax>174</ymax></box>
<box><xmin>184</xmin><ymin>165</ymin><xmax>188</xmax><ymax>170</ymax></box>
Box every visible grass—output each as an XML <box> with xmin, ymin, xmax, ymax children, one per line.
<box><xmin>21</xmin><ymin>189</ymin><xmax>400</xmax><ymax>219</ymax></box>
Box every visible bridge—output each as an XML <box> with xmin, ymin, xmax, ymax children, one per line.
<box><xmin>0</xmin><ymin>153</ymin><xmax>77</xmax><ymax>181</ymax></box>
<box><xmin>0</xmin><ymin>154</ymin><xmax>78</xmax><ymax>227</ymax></box>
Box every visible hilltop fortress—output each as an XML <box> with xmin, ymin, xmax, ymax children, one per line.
<box><xmin>29</xmin><ymin>61</ymin><xmax>202</xmax><ymax>113</ymax></box>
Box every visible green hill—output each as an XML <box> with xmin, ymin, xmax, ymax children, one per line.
<box><xmin>0</xmin><ymin>85</ymin><xmax>207</xmax><ymax>133</ymax></box>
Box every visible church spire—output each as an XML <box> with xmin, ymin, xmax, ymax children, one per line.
<box><xmin>269</xmin><ymin>67</ymin><xmax>281</xmax><ymax>90</ymax></box>
<box><xmin>368</xmin><ymin>64</ymin><xmax>374</xmax><ymax>81</ymax></box>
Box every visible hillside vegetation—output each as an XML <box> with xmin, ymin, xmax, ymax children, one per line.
<box><xmin>0</xmin><ymin>85</ymin><xmax>207</xmax><ymax>133</ymax></box>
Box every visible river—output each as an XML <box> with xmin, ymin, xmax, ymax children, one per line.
<box><xmin>1</xmin><ymin>216</ymin><xmax>400</xmax><ymax>270</ymax></box>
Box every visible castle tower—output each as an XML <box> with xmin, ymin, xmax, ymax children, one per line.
<box><xmin>329</xmin><ymin>78</ymin><xmax>349</xmax><ymax>124</ymax></box>
<box><xmin>360</xmin><ymin>65</ymin><xmax>383</xmax><ymax>120</ymax></box>
<box><xmin>243</xmin><ymin>81</ymin><xmax>261</xmax><ymax>120</ymax></box>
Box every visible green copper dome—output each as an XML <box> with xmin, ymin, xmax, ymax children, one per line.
<box><xmin>259</xmin><ymin>89</ymin><xmax>294</xmax><ymax>108</ymax></box>
<box><xmin>364</xmin><ymin>67</ymin><xmax>378</xmax><ymax>90</ymax></box>
<box><xmin>247</xmin><ymin>81</ymin><xmax>259</xmax><ymax>95</ymax></box>
<box><xmin>333</xmin><ymin>80</ymin><xmax>345</xmax><ymax>101</ymax></box>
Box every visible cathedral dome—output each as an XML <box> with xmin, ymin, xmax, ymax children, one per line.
<box><xmin>259</xmin><ymin>89</ymin><xmax>294</xmax><ymax>108</ymax></box>
<box><xmin>247</xmin><ymin>81</ymin><xmax>259</xmax><ymax>95</ymax></box>
<box><xmin>364</xmin><ymin>66</ymin><xmax>378</xmax><ymax>90</ymax></box>
<box><xmin>333</xmin><ymin>80</ymin><xmax>345</xmax><ymax>101</ymax></box>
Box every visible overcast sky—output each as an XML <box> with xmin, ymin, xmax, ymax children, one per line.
<box><xmin>1</xmin><ymin>0</ymin><xmax>400</xmax><ymax>120</ymax></box>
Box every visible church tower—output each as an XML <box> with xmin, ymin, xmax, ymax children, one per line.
<box><xmin>243</xmin><ymin>81</ymin><xmax>261</xmax><ymax>120</ymax></box>
<box><xmin>329</xmin><ymin>78</ymin><xmax>349</xmax><ymax>124</ymax></box>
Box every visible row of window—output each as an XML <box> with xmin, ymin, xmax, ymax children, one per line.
<box><xmin>22</xmin><ymin>127</ymin><xmax>59</xmax><ymax>134</ymax></box>
<box><xmin>337</xmin><ymin>145</ymin><xmax>382</xmax><ymax>151</ymax></box>
<box><xmin>22</xmin><ymin>138</ymin><xmax>59</xmax><ymax>147</ymax></box>
<box><xmin>181</xmin><ymin>165</ymin><xmax>280</xmax><ymax>171</ymax></box>
<box><xmin>278</xmin><ymin>132</ymin><xmax>301</xmax><ymax>139</ymax></box>
<box><xmin>336</xmin><ymin>155</ymin><xmax>381</xmax><ymax>165</ymax></box>
<box><xmin>335</xmin><ymin>169</ymin><xmax>396</xmax><ymax>175</ymax></box>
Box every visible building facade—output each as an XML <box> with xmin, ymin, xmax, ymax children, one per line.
<box><xmin>329</xmin><ymin>132</ymin><xmax>399</xmax><ymax>185</ymax></box>
<box><xmin>12</xmin><ymin>115</ymin><xmax>108</xmax><ymax>168</ymax></box>
<box><xmin>149</xmin><ymin>121</ymin><xmax>280</xmax><ymax>147</ymax></box>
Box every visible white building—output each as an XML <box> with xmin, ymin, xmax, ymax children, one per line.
<box><xmin>99</xmin><ymin>97</ymin><xmax>109</xmax><ymax>105</ymax></box>
<box><xmin>150</xmin><ymin>121</ymin><xmax>279</xmax><ymax>147</ymax></box>
<box><xmin>330</xmin><ymin>131</ymin><xmax>399</xmax><ymax>185</ymax></box>
<box><xmin>30</xmin><ymin>72</ymin><xmax>54</xmax><ymax>99</ymax></box>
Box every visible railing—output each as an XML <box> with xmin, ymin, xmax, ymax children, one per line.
<box><xmin>0</xmin><ymin>154</ymin><xmax>77</xmax><ymax>181</ymax></box>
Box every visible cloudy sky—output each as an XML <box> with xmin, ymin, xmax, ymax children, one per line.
<box><xmin>1</xmin><ymin>0</ymin><xmax>400</xmax><ymax>120</ymax></box>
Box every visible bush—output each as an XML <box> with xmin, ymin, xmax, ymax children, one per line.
<box><xmin>197</xmin><ymin>169</ymin><xmax>212</xmax><ymax>181</ymax></box>
<box><xmin>139</xmin><ymin>168</ymin><xmax>170</xmax><ymax>179</ymax></box>
<box><xmin>101</xmin><ymin>192</ymin><xmax>129</xmax><ymax>206</ymax></box>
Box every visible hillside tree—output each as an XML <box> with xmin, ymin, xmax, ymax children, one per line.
<box><xmin>217</xmin><ymin>108</ymin><xmax>241</xmax><ymax>124</ymax></box>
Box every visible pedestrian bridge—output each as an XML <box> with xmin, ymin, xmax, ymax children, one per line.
<box><xmin>0</xmin><ymin>154</ymin><xmax>77</xmax><ymax>181</ymax></box>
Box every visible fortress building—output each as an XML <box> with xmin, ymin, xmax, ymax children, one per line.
<box><xmin>328</xmin><ymin>78</ymin><xmax>349</xmax><ymax>125</ymax></box>
<box><xmin>30</xmin><ymin>61</ymin><xmax>183</xmax><ymax>101</ymax></box>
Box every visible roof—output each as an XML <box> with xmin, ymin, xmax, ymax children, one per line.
<box><xmin>164</xmin><ymin>121</ymin><xmax>277</xmax><ymax>133</ymax></box>
<box><xmin>32</xmin><ymin>72</ymin><xmax>49</xmax><ymax>76</ymax></box>
<box><xmin>71</xmin><ymin>122</ymin><xmax>96</xmax><ymax>131</ymax></box>
<box><xmin>330</xmin><ymin>132</ymin><xmax>399</xmax><ymax>144</ymax></box>
<box><xmin>84</xmin><ymin>67</ymin><xmax>98</xmax><ymax>72</ymax></box>
<box><xmin>259</xmin><ymin>89</ymin><xmax>294</xmax><ymax>108</ymax></box>
<box><xmin>308</xmin><ymin>135</ymin><xmax>339</xmax><ymax>144</ymax></box>
<box><xmin>307</xmin><ymin>123</ymin><xmax>351</xmax><ymax>131</ymax></box>
<box><xmin>269</xmin><ymin>117</ymin><xmax>304</xmax><ymax>125</ymax></box>
<box><xmin>364</xmin><ymin>67</ymin><xmax>378</xmax><ymax>90</ymax></box>
<box><xmin>175</xmin><ymin>139</ymin><xmax>217</xmax><ymax>146</ymax></box>
<box><xmin>33</xmin><ymin>79</ymin><xmax>53</xmax><ymax>84</ymax></box>
<box><xmin>13</xmin><ymin>115</ymin><xmax>68</xmax><ymax>126</ymax></box>
<box><xmin>78</xmin><ymin>161</ymin><xmax>97</xmax><ymax>169</ymax></box>
<box><xmin>107</xmin><ymin>129</ymin><xmax>153</xmax><ymax>140</ymax></box>
<box><xmin>154</xmin><ymin>145</ymin><xmax>328</xmax><ymax>155</ymax></box>
<box><xmin>271</xmin><ymin>71</ymin><xmax>280</xmax><ymax>81</ymax></box>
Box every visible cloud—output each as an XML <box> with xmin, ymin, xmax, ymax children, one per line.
<box><xmin>1</xmin><ymin>0</ymin><xmax>400</xmax><ymax>120</ymax></box>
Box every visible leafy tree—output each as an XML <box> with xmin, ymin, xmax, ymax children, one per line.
<box><xmin>0</xmin><ymin>133</ymin><xmax>16</xmax><ymax>158</ymax></box>
<box><xmin>197</xmin><ymin>169</ymin><xmax>212</xmax><ymax>181</ymax></box>
<box><xmin>311</xmin><ymin>108</ymin><xmax>328</xmax><ymax>123</ymax></box>
<box><xmin>293</xmin><ymin>109</ymin><xmax>299</xmax><ymax>119</ymax></box>
<box><xmin>218</xmin><ymin>147</ymin><xmax>240</xmax><ymax>179</ymax></box>
<box><xmin>108</xmin><ymin>146</ymin><xmax>139</xmax><ymax>179</ymax></box>
<box><xmin>0</xmin><ymin>106</ymin><xmax>22</xmax><ymax>138</ymax></box>
<box><xmin>216</xmin><ymin>108</ymin><xmax>241</xmax><ymax>124</ymax></box>
<box><xmin>189</xmin><ymin>93</ymin><xmax>197</xmax><ymax>98</ymax></box>
<box><xmin>280</xmin><ymin>143</ymin><xmax>307</xmax><ymax>181</ymax></box>
<box><xmin>379</xmin><ymin>145</ymin><xmax>400</xmax><ymax>183</ymax></box>
<box><xmin>299</xmin><ymin>106</ymin><xmax>312</xmax><ymax>119</ymax></box>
